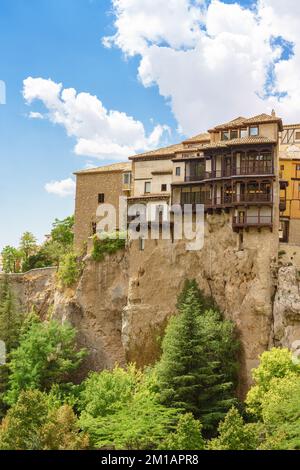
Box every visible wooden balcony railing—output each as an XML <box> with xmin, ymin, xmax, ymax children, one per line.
<box><xmin>185</xmin><ymin>166</ymin><xmax>274</xmax><ymax>182</ymax></box>
<box><xmin>232</xmin><ymin>215</ymin><xmax>273</xmax><ymax>228</ymax></box>
<box><xmin>180</xmin><ymin>192</ymin><xmax>272</xmax><ymax>208</ymax></box>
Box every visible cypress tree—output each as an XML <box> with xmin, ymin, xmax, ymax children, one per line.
<box><xmin>157</xmin><ymin>282</ymin><xmax>239</xmax><ymax>434</ymax></box>
<box><xmin>0</xmin><ymin>276</ymin><xmax>22</xmax><ymax>353</ymax></box>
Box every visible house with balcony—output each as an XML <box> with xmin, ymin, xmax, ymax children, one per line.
<box><xmin>171</xmin><ymin>113</ymin><xmax>282</xmax><ymax>235</ymax></box>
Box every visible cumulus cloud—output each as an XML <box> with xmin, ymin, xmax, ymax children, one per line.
<box><xmin>29</xmin><ymin>111</ymin><xmax>44</xmax><ymax>119</ymax></box>
<box><xmin>104</xmin><ymin>0</ymin><xmax>300</xmax><ymax>134</ymax></box>
<box><xmin>45</xmin><ymin>178</ymin><xmax>76</xmax><ymax>198</ymax></box>
<box><xmin>23</xmin><ymin>77</ymin><xmax>170</xmax><ymax>160</ymax></box>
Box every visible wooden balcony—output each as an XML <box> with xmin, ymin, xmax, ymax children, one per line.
<box><xmin>232</xmin><ymin>215</ymin><xmax>273</xmax><ymax>230</ymax></box>
<box><xmin>180</xmin><ymin>192</ymin><xmax>273</xmax><ymax>210</ymax></box>
<box><xmin>185</xmin><ymin>165</ymin><xmax>274</xmax><ymax>182</ymax></box>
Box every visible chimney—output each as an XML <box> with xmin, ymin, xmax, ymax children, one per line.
<box><xmin>271</xmin><ymin>109</ymin><xmax>276</xmax><ymax>117</ymax></box>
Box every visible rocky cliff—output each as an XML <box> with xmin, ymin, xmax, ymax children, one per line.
<box><xmin>3</xmin><ymin>223</ymin><xmax>300</xmax><ymax>394</ymax></box>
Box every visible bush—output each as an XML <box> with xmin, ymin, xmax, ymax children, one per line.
<box><xmin>57</xmin><ymin>252</ymin><xmax>82</xmax><ymax>288</ymax></box>
<box><xmin>92</xmin><ymin>232</ymin><xmax>126</xmax><ymax>262</ymax></box>
<box><xmin>0</xmin><ymin>390</ymin><xmax>89</xmax><ymax>450</ymax></box>
<box><xmin>5</xmin><ymin>318</ymin><xmax>86</xmax><ymax>406</ymax></box>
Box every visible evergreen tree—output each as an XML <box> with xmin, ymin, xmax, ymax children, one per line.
<box><xmin>157</xmin><ymin>282</ymin><xmax>238</xmax><ymax>434</ymax></box>
<box><xmin>159</xmin><ymin>413</ymin><xmax>205</xmax><ymax>450</ymax></box>
<box><xmin>0</xmin><ymin>277</ymin><xmax>22</xmax><ymax>352</ymax></box>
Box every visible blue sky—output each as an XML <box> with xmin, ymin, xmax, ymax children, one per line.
<box><xmin>0</xmin><ymin>0</ymin><xmax>178</xmax><ymax>249</ymax></box>
<box><xmin>0</xmin><ymin>0</ymin><xmax>298</xmax><ymax>249</ymax></box>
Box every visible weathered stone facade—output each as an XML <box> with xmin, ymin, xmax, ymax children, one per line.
<box><xmin>74</xmin><ymin>162</ymin><xmax>132</xmax><ymax>251</ymax></box>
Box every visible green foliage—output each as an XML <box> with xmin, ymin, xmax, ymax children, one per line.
<box><xmin>246</xmin><ymin>348</ymin><xmax>300</xmax><ymax>418</ymax></box>
<box><xmin>159</xmin><ymin>413</ymin><xmax>204</xmax><ymax>450</ymax></box>
<box><xmin>92</xmin><ymin>232</ymin><xmax>126</xmax><ymax>262</ymax></box>
<box><xmin>0</xmin><ymin>276</ymin><xmax>23</xmax><ymax>352</ymax></box>
<box><xmin>176</xmin><ymin>279</ymin><xmax>216</xmax><ymax>312</ymax></box>
<box><xmin>208</xmin><ymin>407</ymin><xmax>259</xmax><ymax>450</ymax></box>
<box><xmin>0</xmin><ymin>390</ymin><xmax>89</xmax><ymax>450</ymax></box>
<box><xmin>79</xmin><ymin>365</ymin><xmax>179</xmax><ymax>450</ymax></box>
<box><xmin>79</xmin><ymin>365</ymin><xmax>143</xmax><ymax>417</ymax></box>
<box><xmin>57</xmin><ymin>252</ymin><xmax>82</xmax><ymax>288</ymax></box>
<box><xmin>1</xmin><ymin>246</ymin><xmax>22</xmax><ymax>273</ymax></box>
<box><xmin>258</xmin><ymin>374</ymin><xmax>300</xmax><ymax>450</ymax></box>
<box><xmin>156</xmin><ymin>282</ymin><xmax>239</xmax><ymax>433</ymax></box>
<box><xmin>51</xmin><ymin>216</ymin><xmax>74</xmax><ymax>248</ymax></box>
<box><xmin>19</xmin><ymin>232</ymin><xmax>38</xmax><ymax>266</ymax></box>
<box><xmin>4</xmin><ymin>318</ymin><xmax>86</xmax><ymax>406</ymax></box>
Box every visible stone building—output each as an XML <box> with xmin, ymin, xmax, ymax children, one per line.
<box><xmin>74</xmin><ymin>162</ymin><xmax>132</xmax><ymax>251</ymax></box>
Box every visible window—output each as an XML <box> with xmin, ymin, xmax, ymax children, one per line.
<box><xmin>249</xmin><ymin>126</ymin><xmax>259</xmax><ymax>136</ymax></box>
<box><xmin>98</xmin><ymin>193</ymin><xmax>105</xmax><ymax>204</ymax></box>
<box><xmin>123</xmin><ymin>172</ymin><xmax>131</xmax><ymax>185</ymax></box>
<box><xmin>280</xmin><ymin>165</ymin><xmax>285</xmax><ymax>170</ymax></box>
<box><xmin>144</xmin><ymin>182</ymin><xmax>151</xmax><ymax>193</ymax></box>
<box><xmin>175</xmin><ymin>167</ymin><xmax>181</xmax><ymax>176</ymax></box>
<box><xmin>296</xmin><ymin>164</ymin><xmax>300</xmax><ymax>171</ymax></box>
<box><xmin>91</xmin><ymin>222</ymin><xmax>97</xmax><ymax>235</ymax></box>
<box><xmin>139</xmin><ymin>238</ymin><xmax>145</xmax><ymax>251</ymax></box>
<box><xmin>161</xmin><ymin>184</ymin><xmax>167</xmax><ymax>192</ymax></box>
<box><xmin>240</xmin><ymin>128</ymin><xmax>248</xmax><ymax>138</ymax></box>
<box><xmin>295</xmin><ymin>131</ymin><xmax>300</xmax><ymax>141</ymax></box>
<box><xmin>230</xmin><ymin>130</ymin><xmax>238</xmax><ymax>139</ymax></box>
<box><xmin>221</xmin><ymin>131</ymin><xmax>230</xmax><ymax>141</ymax></box>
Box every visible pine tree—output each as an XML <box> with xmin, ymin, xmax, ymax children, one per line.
<box><xmin>0</xmin><ymin>277</ymin><xmax>22</xmax><ymax>353</ymax></box>
<box><xmin>157</xmin><ymin>282</ymin><xmax>238</xmax><ymax>434</ymax></box>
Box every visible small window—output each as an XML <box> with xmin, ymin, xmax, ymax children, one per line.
<box><xmin>175</xmin><ymin>167</ymin><xmax>181</xmax><ymax>176</ymax></box>
<box><xmin>139</xmin><ymin>238</ymin><xmax>145</xmax><ymax>251</ymax></box>
<box><xmin>295</xmin><ymin>131</ymin><xmax>300</xmax><ymax>141</ymax></box>
<box><xmin>250</xmin><ymin>126</ymin><xmax>259</xmax><ymax>136</ymax></box>
<box><xmin>298</xmin><ymin>183</ymin><xmax>300</xmax><ymax>192</ymax></box>
<box><xmin>123</xmin><ymin>172</ymin><xmax>131</xmax><ymax>185</ymax></box>
<box><xmin>230</xmin><ymin>130</ymin><xmax>238</xmax><ymax>139</ymax></box>
<box><xmin>98</xmin><ymin>193</ymin><xmax>105</xmax><ymax>204</ymax></box>
<box><xmin>240</xmin><ymin>128</ymin><xmax>248</xmax><ymax>138</ymax></box>
<box><xmin>280</xmin><ymin>165</ymin><xmax>285</xmax><ymax>171</ymax></box>
<box><xmin>296</xmin><ymin>164</ymin><xmax>300</xmax><ymax>171</ymax></box>
<box><xmin>161</xmin><ymin>184</ymin><xmax>167</xmax><ymax>192</ymax></box>
<box><xmin>92</xmin><ymin>222</ymin><xmax>97</xmax><ymax>235</ymax></box>
<box><xmin>144</xmin><ymin>182</ymin><xmax>151</xmax><ymax>193</ymax></box>
<box><xmin>221</xmin><ymin>131</ymin><xmax>230</xmax><ymax>141</ymax></box>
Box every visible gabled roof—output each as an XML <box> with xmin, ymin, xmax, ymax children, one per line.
<box><xmin>209</xmin><ymin>113</ymin><xmax>283</xmax><ymax>132</ymax></box>
<box><xmin>129</xmin><ymin>143</ymin><xmax>184</xmax><ymax>160</ymax></box>
<box><xmin>203</xmin><ymin>136</ymin><xmax>276</xmax><ymax>151</ymax></box>
<box><xmin>183</xmin><ymin>132</ymin><xmax>211</xmax><ymax>145</ymax></box>
<box><xmin>74</xmin><ymin>162</ymin><xmax>132</xmax><ymax>175</ymax></box>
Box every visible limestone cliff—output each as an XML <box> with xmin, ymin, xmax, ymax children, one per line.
<box><xmin>4</xmin><ymin>221</ymin><xmax>300</xmax><ymax>394</ymax></box>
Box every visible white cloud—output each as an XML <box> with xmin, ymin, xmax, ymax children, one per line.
<box><xmin>104</xmin><ymin>0</ymin><xmax>300</xmax><ymax>133</ymax></box>
<box><xmin>45</xmin><ymin>178</ymin><xmax>76</xmax><ymax>198</ymax></box>
<box><xmin>29</xmin><ymin>111</ymin><xmax>44</xmax><ymax>119</ymax></box>
<box><xmin>23</xmin><ymin>77</ymin><xmax>170</xmax><ymax>160</ymax></box>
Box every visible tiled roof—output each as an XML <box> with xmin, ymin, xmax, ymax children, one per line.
<box><xmin>283</xmin><ymin>123</ymin><xmax>300</xmax><ymax>129</ymax></box>
<box><xmin>209</xmin><ymin>117</ymin><xmax>246</xmax><ymax>131</ymax></box>
<box><xmin>209</xmin><ymin>113</ymin><xmax>283</xmax><ymax>132</ymax></box>
<box><xmin>74</xmin><ymin>162</ymin><xmax>132</xmax><ymax>175</ymax></box>
<box><xmin>129</xmin><ymin>143</ymin><xmax>184</xmax><ymax>160</ymax></box>
<box><xmin>127</xmin><ymin>193</ymin><xmax>170</xmax><ymax>201</ymax></box>
<box><xmin>183</xmin><ymin>132</ymin><xmax>211</xmax><ymax>144</ymax></box>
<box><xmin>203</xmin><ymin>136</ymin><xmax>276</xmax><ymax>150</ymax></box>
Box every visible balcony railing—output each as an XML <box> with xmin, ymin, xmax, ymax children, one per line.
<box><xmin>185</xmin><ymin>166</ymin><xmax>274</xmax><ymax>182</ymax></box>
<box><xmin>180</xmin><ymin>192</ymin><xmax>272</xmax><ymax>208</ymax></box>
<box><xmin>232</xmin><ymin>215</ymin><xmax>273</xmax><ymax>228</ymax></box>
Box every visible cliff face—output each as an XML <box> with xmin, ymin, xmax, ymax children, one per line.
<box><xmin>5</xmin><ymin>222</ymin><xmax>300</xmax><ymax>394</ymax></box>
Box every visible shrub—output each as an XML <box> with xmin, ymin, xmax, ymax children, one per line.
<box><xmin>57</xmin><ymin>252</ymin><xmax>82</xmax><ymax>288</ymax></box>
<box><xmin>92</xmin><ymin>232</ymin><xmax>126</xmax><ymax>262</ymax></box>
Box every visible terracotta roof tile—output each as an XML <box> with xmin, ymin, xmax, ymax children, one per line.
<box><xmin>203</xmin><ymin>136</ymin><xmax>276</xmax><ymax>150</ymax></box>
<box><xmin>129</xmin><ymin>143</ymin><xmax>184</xmax><ymax>160</ymax></box>
<box><xmin>209</xmin><ymin>113</ymin><xmax>283</xmax><ymax>132</ymax></box>
<box><xmin>74</xmin><ymin>162</ymin><xmax>132</xmax><ymax>175</ymax></box>
<box><xmin>183</xmin><ymin>132</ymin><xmax>211</xmax><ymax>144</ymax></box>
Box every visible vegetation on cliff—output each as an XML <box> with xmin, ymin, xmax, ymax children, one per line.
<box><xmin>91</xmin><ymin>232</ymin><xmax>126</xmax><ymax>262</ymax></box>
<box><xmin>1</xmin><ymin>215</ymin><xmax>75</xmax><ymax>273</ymax></box>
<box><xmin>0</xmin><ymin>279</ymin><xmax>300</xmax><ymax>450</ymax></box>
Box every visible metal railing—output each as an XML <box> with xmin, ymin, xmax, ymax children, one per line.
<box><xmin>185</xmin><ymin>166</ymin><xmax>274</xmax><ymax>181</ymax></box>
<box><xmin>232</xmin><ymin>215</ymin><xmax>273</xmax><ymax>227</ymax></box>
